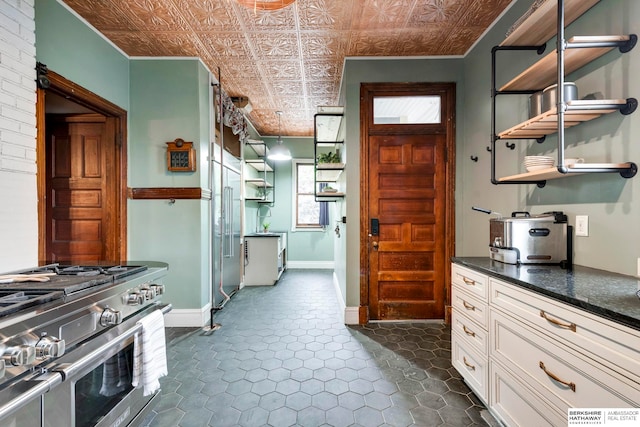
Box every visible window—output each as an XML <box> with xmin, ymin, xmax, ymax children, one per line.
<box><xmin>293</xmin><ymin>160</ymin><xmax>321</xmax><ymax>229</ymax></box>
<box><xmin>373</xmin><ymin>95</ymin><xmax>441</xmax><ymax>124</ymax></box>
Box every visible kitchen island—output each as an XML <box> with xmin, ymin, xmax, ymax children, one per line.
<box><xmin>451</xmin><ymin>257</ymin><xmax>640</xmax><ymax>427</ymax></box>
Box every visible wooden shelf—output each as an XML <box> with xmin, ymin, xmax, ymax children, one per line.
<box><xmin>316</xmin><ymin>163</ymin><xmax>345</xmax><ymax>182</ymax></box>
<box><xmin>316</xmin><ymin>192</ymin><xmax>345</xmax><ymax>200</ymax></box>
<box><xmin>246</xmin><ymin>159</ymin><xmax>273</xmax><ymax>172</ymax></box>
<box><xmin>501</xmin><ymin>0</ymin><xmax>601</xmax><ymax>47</ymax></box>
<box><xmin>498</xmin><ymin>162</ymin><xmax>634</xmax><ymax>182</ymax></box>
<box><xmin>500</xmin><ymin>36</ymin><xmax>629</xmax><ymax>91</ymax></box>
<box><xmin>244</xmin><ymin>179</ymin><xmax>272</xmax><ymax>188</ymax></box>
<box><xmin>498</xmin><ymin>99</ymin><xmax>627</xmax><ymax>139</ymax></box>
<box><xmin>246</xmin><ymin>139</ymin><xmax>268</xmax><ymax>157</ymax></box>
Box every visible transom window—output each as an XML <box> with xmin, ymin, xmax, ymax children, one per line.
<box><xmin>373</xmin><ymin>95</ymin><xmax>441</xmax><ymax>124</ymax></box>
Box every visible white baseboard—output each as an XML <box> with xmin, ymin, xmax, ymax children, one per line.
<box><xmin>165</xmin><ymin>303</ymin><xmax>211</xmax><ymax>327</ymax></box>
<box><xmin>286</xmin><ymin>260</ymin><xmax>334</xmax><ymax>269</ymax></box>
<box><xmin>344</xmin><ymin>306</ymin><xmax>360</xmax><ymax>325</ymax></box>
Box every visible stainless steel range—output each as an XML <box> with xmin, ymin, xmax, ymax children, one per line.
<box><xmin>0</xmin><ymin>262</ymin><xmax>170</xmax><ymax>427</ymax></box>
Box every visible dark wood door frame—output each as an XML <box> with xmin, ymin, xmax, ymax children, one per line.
<box><xmin>36</xmin><ymin>70</ymin><xmax>128</xmax><ymax>262</ymax></box>
<box><xmin>359</xmin><ymin>82</ymin><xmax>456</xmax><ymax>324</ymax></box>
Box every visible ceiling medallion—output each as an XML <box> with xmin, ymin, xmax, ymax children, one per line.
<box><xmin>236</xmin><ymin>0</ymin><xmax>296</xmax><ymax>11</ymax></box>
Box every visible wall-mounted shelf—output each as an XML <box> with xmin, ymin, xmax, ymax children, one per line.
<box><xmin>490</xmin><ymin>0</ymin><xmax>637</xmax><ymax>187</ymax></box>
<box><xmin>498</xmin><ymin>99</ymin><xmax>634</xmax><ymax>139</ymax></box>
<box><xmin>244</xmin><ymin>139</ymin><xmax>275</xmax><ymax>204</ymax></box>
<box><xmin>500</xmin><ymin>0</ymin><xmax>601</xmax><ymax>47</ymax></box>
<box><xmin>501</xmin><ymin>36</ymin><xmax>635</xmax><ymax>92</ymax></box>
<box><xmin>314</xmin><ymin>109</ymin><xmax>345</xmax><ymax>201</ymax></box>
<box><xmin>499</xmin><ymin>162</ymin><xmax>637</xmax><ymax>183</ymax></box>
<box><xmin>246</xmin><ymin>159</ymin><xmax>273</xmax><ymax>172</ymax></box>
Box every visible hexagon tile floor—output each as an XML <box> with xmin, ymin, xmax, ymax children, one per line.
<box><xmin>140</xmin><ymin>269</ymin><xmax>492</xmax><ymax>427</ymax></box>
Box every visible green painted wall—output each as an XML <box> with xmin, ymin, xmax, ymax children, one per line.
<box><xmin>35</xmin><ymin>0</ymin><xmax>129</xmax><ymax>110</ymax></box>
<box><xmin>128</xmin><ymin>59</ymin><xmax>211</xmax><ymax>309</ymax></box>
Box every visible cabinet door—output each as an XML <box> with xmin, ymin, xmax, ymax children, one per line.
<box><xmin>490</xmin><ymin>278</ymin><xmax>640</xmax><ymax>384</ymax></box>
<box><xmin>451</xmin><ymin>287</ymin><xmax>488</xmax><ymax>329</ymax></box>
<box><xmin>451</xmin><ymin>309</ymin><xmax>488</xmax><ymax>355</ymax></box>
<box><xmin>452</xmin><ymin>332</ymin><xmax>488</xmax><ymax>403</ymax></box>
<box><xmin>491</xmin><ymin>309</ymin><xmax>640</xmax><ymax>411</ymax></box>
<box><xmin>490</xmin><ymin>360</ymin><xmax>565</xmax><ymax>427</ymax></box>
<box><xmin>452</xmin><ymin>264</ymin><xmax>488</xmax><ymax>300</ymax></box>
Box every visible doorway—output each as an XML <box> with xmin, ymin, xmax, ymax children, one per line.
<box><xmin>36</xmin><ymin>69</ymin><xmax>128</xmax><ymax>262</ymax></box>
<box><xmin>360</xmin><ymin>82</ymin><xmax>456</xmax><ymax>322</ymax></box>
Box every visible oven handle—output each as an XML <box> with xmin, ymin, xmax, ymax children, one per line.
<box><xmin>0</xmin><ymin>372</ymin><xmax>62</xmax><ymax>420</ymax></box>
<box><xmin>57</xmin><ymin>303</ymin><xmax>172</xmax><ymax>380</ymax></box>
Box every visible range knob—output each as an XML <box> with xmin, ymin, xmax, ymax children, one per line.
<box><xmin>140</xmin><ymin>286</ymin><xmax>156</xmax><ymax>300</ymax></box>
<box><xmin>149</xmin><ymin>283</ymin><xmax>164</xmax><ymax>296</ymax></box>
<box><xmin>35</xmin><ymin>334</ymin><xmax>65</xmax><ymax>359</ymax></box>
<box><xmin>3</xmin><ymin>345</ymin><xmax>36</xmax><ymax>366</ymax></box>
<box><xmin>100</xmin><ymin>307</ymin><xmax>122</xmax><ymax>326</ymax></box>
<box><xmin>124</xmin><ymin>291</ymin><xmax>144</xmax><ymax>306</ymax></box>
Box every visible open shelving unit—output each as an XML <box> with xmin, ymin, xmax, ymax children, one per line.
<box><xmin>244</xmin><ymin>139</ymin><xmax>275</xmax><ymax>204</ymax></box>
<box><xmin>314</xmin><ymin>107</ymin><xmax>345</xmax><ymax>201</ymax></box>
<box><xmin>490</xmin><ymin>0</ymin><xmax>637</xmax><ymax>187</ymax></box>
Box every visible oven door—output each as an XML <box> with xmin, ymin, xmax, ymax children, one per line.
<box><xmin>0</xmin><ymin>371</ymin><xmax>62</xmax><ymax>427</ymax></box>
<box><xmin>44</xmin><ymin>304</ymin><xmax>171</xmax><ymax>427</ymax></box>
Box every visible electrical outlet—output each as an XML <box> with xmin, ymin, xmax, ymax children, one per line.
<box><xmin>637</xmin><ymin>258</ymin><xmax>640</xmax><ymax>276</ymax></box>
<box><xmin>575</xmin><ymin>215</ymin><xmax>589</xmax><ymax>237</ymax></box>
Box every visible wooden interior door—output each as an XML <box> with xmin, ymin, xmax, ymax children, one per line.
<box><xmin>45</xmin><ymin>114</ymin><xmax>113</xmax><ymax>262</ymax></box>
<box><xmin>360</xmin><ymin>82</ymin><xmax>456</xmax><ymax>322</ymax></box>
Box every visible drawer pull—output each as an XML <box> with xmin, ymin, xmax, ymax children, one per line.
<box><xmin>462</xmin><ymin>301</ymin><xmax>476</xmax><ymax>311</ymax></box>
<box><xmin>462</xmin><ymin>277</ymin><xmax>476</xmax><ymax>286</ymax></box>
<box><xmin>462</xmin><ymin>325</ymin><xmax>476</xmax><ymax>337</ymax></box>
<box><xmin>463</xmin><ymin>356</ymin><xmax>476</xmax><ymax>371</ymax></box>
<box><xmin>540</xmin><ymin>310</ymin><xmax>576</xmax><ymax>332</ymax></box>
<box><xmin>539</xmin><ymin>361</ymin><xmax>576</xmax><ymax>392</ymax></box>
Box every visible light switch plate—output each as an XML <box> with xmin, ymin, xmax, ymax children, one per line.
<box><xmin>576</xmin><ymin>215</ymin><xmax>589</xmax><ymax>237</ymax></box>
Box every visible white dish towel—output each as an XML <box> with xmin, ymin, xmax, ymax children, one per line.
<box><xmin>132</xmin><ymin>309</ymin><xmax>168</xmax><ymax>396</ymax></box>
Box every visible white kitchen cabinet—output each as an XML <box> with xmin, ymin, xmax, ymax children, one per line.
<box><xmin>451</xmin><ymin>264</ymin><xmax>490</xmax><ymax>403</ymax></box>
<box><xmin>450</xmin><ymin>261</ymin><xmax>640</xmax><ymax>427</ymax></box>
<box><xmin>243</xmin><ymin>233</ymin><xmax>286</xmax><ymax>286</ymax></box>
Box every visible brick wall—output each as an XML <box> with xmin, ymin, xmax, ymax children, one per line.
<box><xmin>0</xmin><ymin>0</ymin><xmax>38</xmax><ymax>270</ymax></box>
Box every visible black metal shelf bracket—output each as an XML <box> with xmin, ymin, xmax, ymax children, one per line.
<box><xmin>620</xmin><ymin>162</ymin><xmax>637</xmax><ymax>178</ymax></box>
<box><xmin>620</xmin><ymin>98</ymin><xmax>638</xmax><ymax>115</ymax></box>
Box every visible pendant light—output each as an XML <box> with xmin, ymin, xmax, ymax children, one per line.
<box><xmin>268</xmin><ymin>111</ymin><xmax>291</xmax><ymax>161</ymax></box>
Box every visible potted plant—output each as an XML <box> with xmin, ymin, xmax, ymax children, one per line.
<box><xmin>262</xmin><ymin>222</ymin><xmax>270</xmax><ymax>233</ymax></box>
<box><xmin>317</xmin><ymin>150</ymin><xmax>342</xmax><ymax>168</ymax></box>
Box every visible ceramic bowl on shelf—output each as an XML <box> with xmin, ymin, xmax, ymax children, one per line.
<box><xmin>524</xmin><ymin>155</ymin><xmax>554</xmax><ymax>172</ymax></box>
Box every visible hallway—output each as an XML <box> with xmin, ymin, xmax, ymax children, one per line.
<box><xmin>141</xmin><ymin>270</ymin><xmax>490</xmax><ymax>427</ymax></box>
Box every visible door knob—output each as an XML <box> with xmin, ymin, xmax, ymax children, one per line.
<box><xmin>372</xmin><ymin>241</ymin><xmax>378</xmax><ymax>250</ymax></box>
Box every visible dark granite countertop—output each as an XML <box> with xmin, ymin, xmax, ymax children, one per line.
<box><xmin>452</xmin><ymin>257</ymin><xmax>640</xmax><ymax>332</ymax></box>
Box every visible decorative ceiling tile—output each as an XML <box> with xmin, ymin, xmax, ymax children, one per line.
<box><xmin>248</xmin><ymin>32</ymin><xmax>300</xmax><ymax>59</ymax></box>
<box><xmin>173</xmin><ymin>0</ymin><xmax>237</xmax><ymax>30</ymax></box>
<box><xmin>61</xmin><ymin>0</ymin><xmax>512</xmax><ymax>136</ymax></box>
<box><xmin>258</xmin><ymin>60</ymin><xmax>303</xmax><ymax>81</ymax></box>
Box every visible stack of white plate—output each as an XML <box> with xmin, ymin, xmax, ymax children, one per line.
<box><xmin>524</xmin><ymin>155</ymin><xmax>554</xmax><ymax>172</ymax></box>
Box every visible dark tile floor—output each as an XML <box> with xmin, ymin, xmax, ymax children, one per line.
<box><xmin>140</xmin><ymin>269</ymin><xmax>490</xmax><ymax>427</ymax></box>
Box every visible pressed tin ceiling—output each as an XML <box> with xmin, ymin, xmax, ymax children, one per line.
<box><xmin>61</xmin><ymin>0</ymin><xmax>513</xmax><ymax>136</ymax></box>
